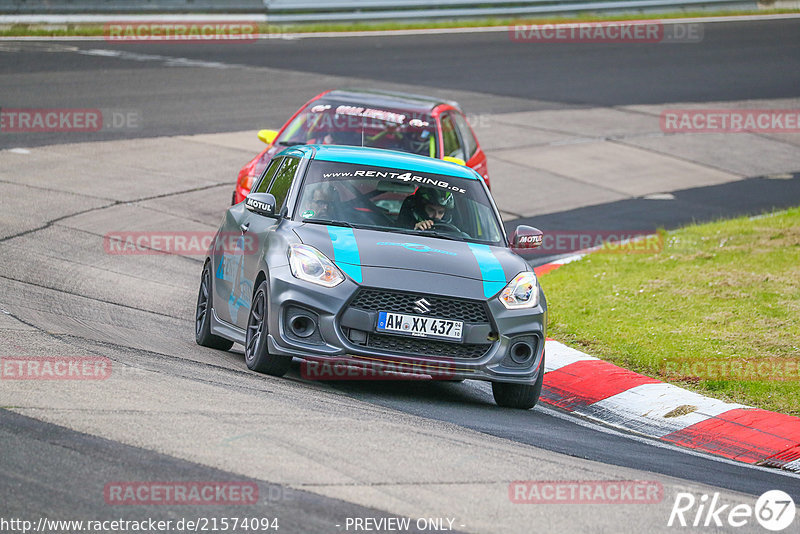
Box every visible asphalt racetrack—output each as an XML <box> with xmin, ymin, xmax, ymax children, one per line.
<box><xmin>1</xmin><ymin>17</ymin><xmax>799</xmax><ymax>533</ymax></box>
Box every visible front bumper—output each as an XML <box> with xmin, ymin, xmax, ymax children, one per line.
<box><xmin>266</xmin><ymin>266</ymin><xmax>546</xmax><ymax>384</ymax></box>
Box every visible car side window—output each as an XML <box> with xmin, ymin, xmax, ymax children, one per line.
<box><xmin>452</xmin><ymin>111</ymin><xmax>478</xmax><ymax>159</ymax></box>
<box><xmin>253</xmin><ymin>157</ymin><xmax>284</xmax><ymax>194</ymax></box>
<box><xmin>440</xmin><ymin>114</ymin><xmax>465</xmax><ymax>161</ymax></box>
<box><xmin>267</xmin><ymin>157</ymin><xmax>300</xmax><ymax>210</ymax></box>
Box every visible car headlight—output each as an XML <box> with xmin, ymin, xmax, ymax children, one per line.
<box><xmin>288</xmin><ymin>244</ymin><xmax>344</xmax><ymax>287</ymax></box>
<box><xmin>499</xmin><ymin>271</ymin><xmax>539</xmax><ymax>309</ymax></box>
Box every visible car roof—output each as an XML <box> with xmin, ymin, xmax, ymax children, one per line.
<box><xmin>284</xmin><ymin>145</ymin><xmax>481</xmax><ymax>181</ymax></box>
<box><xmin>319</xmin><ymin>89</ymin><xmax>460</xmax><ymax>115</ymax></box>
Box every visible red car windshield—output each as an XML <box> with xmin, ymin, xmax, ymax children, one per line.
<box><xmin>276</xmin><ymin>101</ymin><xmax>438</xmax><ymax>158</ymax></box>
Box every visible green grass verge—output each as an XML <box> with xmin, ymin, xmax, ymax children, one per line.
<box><xmin>0</xmin><ymin>9</ymin><xmax>798</xmax><ymax>37</ymax></box>
<box><xmin>540</xmin><ymin>207</ymin><xmax>800</xmax><ymax>416</ymax></box>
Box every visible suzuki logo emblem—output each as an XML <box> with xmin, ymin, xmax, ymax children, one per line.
<box><xmin>413</xmin><ymin>298</ymin><xmax>431</xmax><ymax>314</ymax></box>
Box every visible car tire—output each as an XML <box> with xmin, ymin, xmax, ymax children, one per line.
<box><xmin>491</xmin><ymin>352</ymin><xmax>545</xmax><ymax>409</ymax></box>
<box><xmin>245</xmin><ymin>280</ymin><xmax>292</xmax><ymax>376</ymax></box>
<box><xmin>195</xmin><ymin>262</ymin><xmax>234</xmax><ymax>351</ymax></box>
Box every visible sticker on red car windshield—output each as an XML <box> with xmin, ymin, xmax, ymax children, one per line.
<box><xmin>334</xmin><ymin>106</ymin><xmax>407</xmax><ymax>125</ymax></box>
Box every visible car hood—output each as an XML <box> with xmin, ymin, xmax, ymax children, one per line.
<box><xmin>293</xmin><ymin>223</ymin><xmax>529</xmax><ymax>299</ymax></box>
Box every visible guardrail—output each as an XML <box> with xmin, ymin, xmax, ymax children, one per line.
<box><xmin>0</xmin><ymin>1</ymin><xmax>264</xmax><ymax>13</ymax></box>
<box><xmin>264</xmin><ymin>0</ymin><xmax>758</xmax><ymax>22</ymax></box>
<box><xmin>0</xmin><ymin>0</ymin><xmax>759</xmax><ymax>20</ymax></box>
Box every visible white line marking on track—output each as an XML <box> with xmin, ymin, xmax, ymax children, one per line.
<box><xmin>78</xmin><ymin>48</ymin><xmax>248</xmax><ymax>69</ymax></box>
<box><xmin>642</xmin><ymin>192</ymin><xmax>676</xmax><ymax>200</ymax></box>
<box><xmin>750</xmin><ymin>209</ymin><xmax>790</xmax><ymax>220</ymax></box>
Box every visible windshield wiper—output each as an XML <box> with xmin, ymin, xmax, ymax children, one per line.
<box><xmin>303</xmin><ymin>218</ymin><xmax>354</xmax><ymax>228</ymax></box>
<box><xmin>390</xmin><ymin>227</ymin><xmax>466</xmax><ymax>242</ymax></box>
<box><xmin>277</xmin><ymin>140</ymin><xmax>306</xmax><ymax>146</ymax></box>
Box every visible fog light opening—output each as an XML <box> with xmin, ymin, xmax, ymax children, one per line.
<box><xmin>509</xmin><ymin>342</ymin><xmax>533</xmax><ymax>364</ymax></box>
<box><xmin>290</xmin><ymin>315</ymin><xmax>316</xmax><ymax>338</ymax></box>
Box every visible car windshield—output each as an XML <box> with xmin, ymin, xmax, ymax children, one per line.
<box><xmin>276</xmin><ymin>100</ymin><xmax>438</xmax><ymax>157</ymax></box>
<box><xmin>296</xmin><ymin>160</ymin><xmax>504</xmax><ymax>245</ymax></box>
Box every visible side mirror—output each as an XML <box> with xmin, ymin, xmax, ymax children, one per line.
<box><xmin>257</xmin><ymin>129</ymin><xmax>279</xmax><ymax>145</ymax></box>
<box><xmin>510</xmin><ymin>225</ymin><xmax>543</xmax><ymax>251</ymax></box>
<box><xmin>442</xmin><ymin>156</ymin><xmax>466</xmax><ymax>166</ymax></box>
<box><xmin>245</xmin><ymin>192</ymin><xmax>277</xmax><ymax>217</ymax></box>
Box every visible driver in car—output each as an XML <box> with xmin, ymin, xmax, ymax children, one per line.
<box><xmin>301</xmin><ymin>183</ymin><xmax>338</xmax><ymax>220</ymax></box>
<box><xmin>397</xmin><ymin>187</ymin><xmax>456</xmax><ymax>231</ymax></box>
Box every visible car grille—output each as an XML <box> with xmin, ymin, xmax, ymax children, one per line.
<box><xmin>366</xmin><ymin>333</ymin><xmax>492</xmax><ymax>360</ymax></box>
<box><xmin>345</xmin><ymin>288</ymin><xmax>493</xmax><ymax>360</ymax></box>
<box><xmin>349</xmin><ymin>288</ymin><xmax>489</xmax><ymax>323</ymax></box>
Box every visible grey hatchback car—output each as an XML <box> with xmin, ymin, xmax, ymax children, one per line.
<box><xmin>195</xmin><ymin>144</ymin><xmax>547</xmax><ymax>409</ymax></box>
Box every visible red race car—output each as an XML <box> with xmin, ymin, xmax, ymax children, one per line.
<box><xmin>232</xmin><ymin>88</ymin><xmax>489</xmax><ymax>204</ymax></box>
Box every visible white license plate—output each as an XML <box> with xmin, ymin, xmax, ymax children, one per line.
<box><xmin>376</xmin><ymin>311</ymin><xmax>463</xmax><ymax>341</ymax></box>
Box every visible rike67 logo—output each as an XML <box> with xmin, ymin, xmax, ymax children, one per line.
<box><xmin>668</xmin><ymin>490</ymin><xmax>796</xmax><ymax>531</ymax></box>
